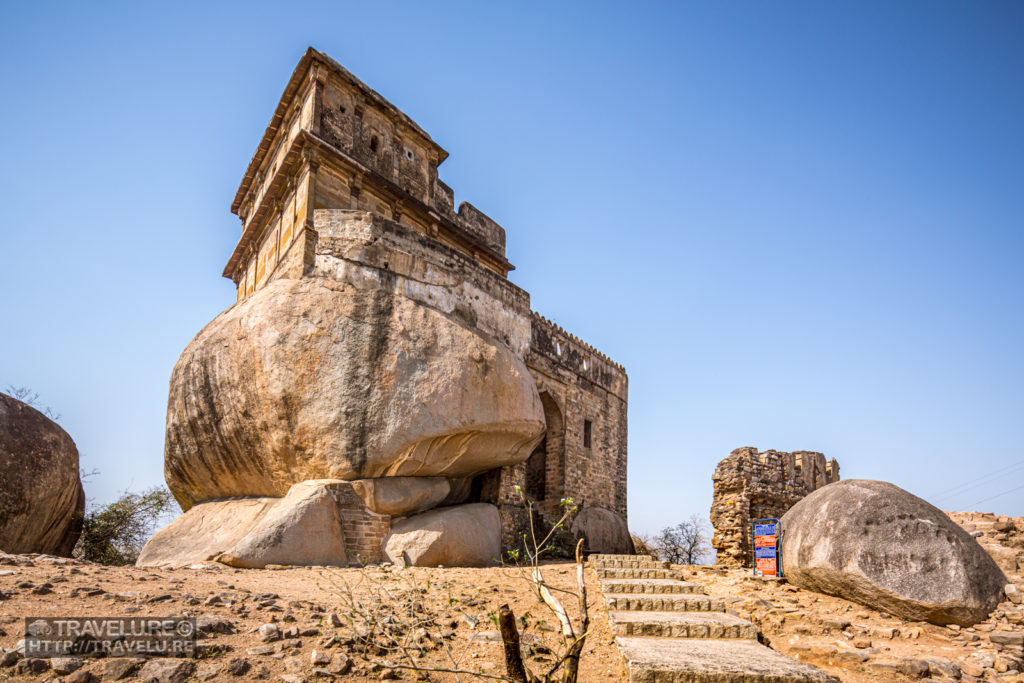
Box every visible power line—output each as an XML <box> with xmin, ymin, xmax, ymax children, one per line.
<box><xmin>928</xmin><ymin>460</ymin><xmax>1024</xmax><ymax>502</ymax></box>
<box><xmin>962</xmin><ymin>483</ymin><xmax>1024</xmax><ymax>509</ymax></box>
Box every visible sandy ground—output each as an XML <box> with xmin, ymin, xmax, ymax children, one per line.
<box><xmin>1</xmin><ymin>552</ymin><xmax>1021</xmax><ymax>682</ymax></box>
<box><xmin>0</xmin><ymin>554</ymin><xmax>624</xmax><ymax>682</ymax></box>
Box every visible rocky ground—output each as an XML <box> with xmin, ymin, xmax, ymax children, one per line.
<box><xmin>692</xmin><ymin>562</ymin><xmax>1023</xmax><ymax>682</ymax></box>
<box><xmin>0</xmin><ymin>553</ymin><xmax>624</xmax><ymax>682</ymax></box>
<box><xmin>2</xmin><ymin>511</ymin><xmax>1022</xmax><ymax>682</ymax></box>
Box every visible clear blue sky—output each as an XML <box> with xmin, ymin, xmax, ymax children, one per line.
<box><xmin>2</xmin><ymin>1</ymin><xmax>1022</xmax><ymax>533</ymax></box>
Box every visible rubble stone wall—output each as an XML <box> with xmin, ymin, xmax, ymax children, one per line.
<box><xmin>711</xmin><ymin>447</ymin><xmax>839</xmax><ymax>567</ymax></box>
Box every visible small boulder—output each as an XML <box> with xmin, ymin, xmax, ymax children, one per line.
<box><xmin>196</xmin><ymin>614</ymin><xmax>234</xmax><ymax>635</ymax></box>
<box><xmin>570</xmin><ymin>506</ymin><xmax>634</xmax><ymax>555</ymax></box>
<box><xmin>136</xmin><ymin>658</ymin><xmax>194</xmax><ymax>683</ymax></box>
<box><xmin>349</xmin><ymin>477</ymin><xmax>450</xmax><ymax>516</ymax></box>
<box><xmin>50</xmin><ymin>657</ymin><xmax>84</xmax><ymax>674</ymax></box>
<box><xmin>384</xmin><ymin>503</ymin><xmax>500</xmax><ymax>567</ymax></box>
<box><xmin>781</xmin><ymin>479</ymin><xmax>1007</xmax><ymax>626</ymax></box>
<box><xmin>0</xmin><ymin>393</ymin><xmax>85</xmax><ymax>555</ymax></box>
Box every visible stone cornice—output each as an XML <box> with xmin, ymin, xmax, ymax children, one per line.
<box><xmin>223</xmin><ymin>130</ymin><xmax>513</xmax><ymax>281</ymax></box>
<box><xmin>231</xmin><ymin>47</ymin><xmax>448</xmax><ymax>216</ymax></box>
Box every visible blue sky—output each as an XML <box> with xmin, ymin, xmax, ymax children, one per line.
<box><xmin>1</xmin><ymin>1</ymin><xmax>1022</xmax><ymax>533</ymax></box>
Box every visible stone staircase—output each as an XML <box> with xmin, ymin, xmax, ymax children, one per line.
<box><xmin>590</xmin><ymin>554</ymin><xmax>837</xmax><ymax>682</ymax></box>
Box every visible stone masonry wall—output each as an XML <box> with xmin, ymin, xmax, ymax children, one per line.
<box><xmin>711</xmin><ymin>447</ymin><xmax>839</xmax><ymax>568</ymax></box>
<box><xmin>490</xmin><ymin>314</ymin><xmax>628</xmax><ymax>552</ymax></box>
<box><xmin>329</xmin><ymin>482</ymin><xmax>391</xmax><ymax>566</ymax></box>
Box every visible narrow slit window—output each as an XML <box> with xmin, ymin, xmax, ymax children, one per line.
<box><xmin>583</xmin><ymin>420</ymin><xmax>592</xmax><ymax>449</ymax></box>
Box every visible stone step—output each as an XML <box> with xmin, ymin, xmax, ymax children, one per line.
<box><xmin>604</xmin><ymin>593</ymin><xmax>724</xmax><ymax>612</ymax></box>
<box><xmin>608</xmin><ymin>611</ymin><xmax>758</xmax><ymax>639</ymax></box>
<box><xmin>600</xmin><ymin>578</ymin><xmax>704</xmax><ymax>595</ymax></box>
<box><xmin>591</xmin><ymin>558</ymin><xmax>670</xmax><ymax>570</ymax></box>
<box><xmin>595</xmin><ymin>567</ymin><xmax>688</xmax><ymax>581</ymax></box>
<box><xmin>589</xmin><ymin>553</ymin><xmax>655</xmax><ymax>562</ymax></box>
<box><xmin>615</xmin><ymin>637</ymin><xmax>839</xmax><ymax>683</ymax></box>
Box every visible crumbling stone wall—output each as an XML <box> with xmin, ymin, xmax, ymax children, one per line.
<box><xmin>711</xmin><ymin>447</ymin><xmax>839</xmax><ymax>567</ymax></box>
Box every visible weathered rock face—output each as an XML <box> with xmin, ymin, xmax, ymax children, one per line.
<box><xmin>0</xmin><ymin>393</ymin><xmax>84</xmax><ymax>556</ymax></box>
<box><xmin>384</xmin><ymin>503</ymin><xmax>501</xmax><ymax>567</ymax></box>
<box><xmin>164</xmin><ymin>275</ymin><xmax>545</xmax><ymax>509</ymax></box>
<box><xmin>781</xmin><ymin>479</ymin><xmax>1007</xmax><ymax>626</ymax></box>
<box><xmin>711</xmin><ymin>447</ymin><xmax>840</xmax><ymax>568</ymax></box>
<box><xmin>137</xmin><ymin>480</ymin><xmax>349</xmax><ymax>568</ymax></box>
<box><xmin>570</xmin><ymin>506</ymin><xmax>634</xmax><ymax>554</ymax></box>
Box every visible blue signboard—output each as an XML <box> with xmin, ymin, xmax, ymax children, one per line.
<box><xmin>752</xmin><ymin>517</ymin><xmax>782</xmax><ymax>578</ymax></box>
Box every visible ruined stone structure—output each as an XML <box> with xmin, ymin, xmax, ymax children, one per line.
<box><xmin>710</xmin><ymin>447</ymin><xmax>839</xmax><ymax>568</ymax></box>
<box><xmin>139</xmin><ymin>48</ymin><xmax>628</xmax><ymax>568</ymax></box>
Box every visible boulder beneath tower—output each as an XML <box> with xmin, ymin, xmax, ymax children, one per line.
<box><xmin>163</xmin><ymin>276</ymin><xmax>545</xmax><ymax>510</ymax></box>
<box><xmin>0</xmin><ymin>392</ymin><xmax>84</xmax><ymax>556</ymax></box>
<box><xmin>137</xmin><ymin>480</ymin><xmax>350</xmax><ymax>568</ymax></box>
<box><xmin>781</xmin><ymin>479</ymin><xmax>1007</xmax><ymax>626</ymax></box>
<box><xmin>384</xmin><ymin>503</ymin><xmax>501</xmax><ymax>567</ymax></box>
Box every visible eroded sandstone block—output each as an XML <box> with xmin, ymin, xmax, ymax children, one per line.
<box><xmin>781</xmin><ymin>479</ymin><xmax>1007</xmax><ymax>626</ymax></box>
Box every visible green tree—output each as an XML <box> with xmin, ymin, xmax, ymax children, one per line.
<box><xmin>73</xmin><ymin>487</ymin><xmax>178</xmax><ymax>565</ymax></box>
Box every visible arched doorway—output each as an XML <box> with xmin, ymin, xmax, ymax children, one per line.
<box><xmin>524</xmin><ymin>391</ymin><xmax>565</xmax><ymax>506</ymax></box>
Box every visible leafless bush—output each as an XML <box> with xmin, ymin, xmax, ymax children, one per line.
<box><xmin>650</xmin><ymin>514</ymin><xmax>711</xmax><ymax>565</ymax></box>
<box><xmin>630</xmin><ymin>534</ymin><xmax>653</xmax><ymax>556</ymax></box>
<box><xmin>5</xmin><ymin>385</ymin><xmax>61</xmax><ymax>421</ymax></box>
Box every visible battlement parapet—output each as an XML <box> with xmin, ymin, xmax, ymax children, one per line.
<box><xmin>528</xmin><ymin>313</ymin><xmax>626</xmax><ymax>399</ymax></box>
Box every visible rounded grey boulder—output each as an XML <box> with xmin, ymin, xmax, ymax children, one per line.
<box><xmin>0</xmin><ymin>392</ymin><xmax>84</xmax><ymax>555</ymax></box>
<box><xmin>571</xmin><ymin>506</ymin><xmax>635</xmax><ymax>555</ymax></box>
<box><xmin>781</xmin><ymin>479</ymin><xmax>1006</xmax><ymax>626</ymax></box>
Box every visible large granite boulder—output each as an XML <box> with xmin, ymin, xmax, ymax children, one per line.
<box><xmin>571</xmin><ymin>506</ymin><xmax>634</xmax><ymax>554</ymax></box>
<box><xmin>0</xmin><ymin>393</ymin><xmax>84</xmax><ymax>555</ymax></box>
<box><xmin>164</xmin><ymin>276</ymin><xmax>545</xmax><ymax>509</ymax></box>
<box><xmin>137</xmin><ymin>480</ymin><xmax>349</xmax><ymax>568</ymax></box>
<box><xmin>781</xmin><ymin>480</ymin><xmax>1007</xmax><ymax>626</ymax></box>
<box><xmin>384</xmin><ymin>503</ymin><xmax>501</xmax><ymax>567</ymax></box>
